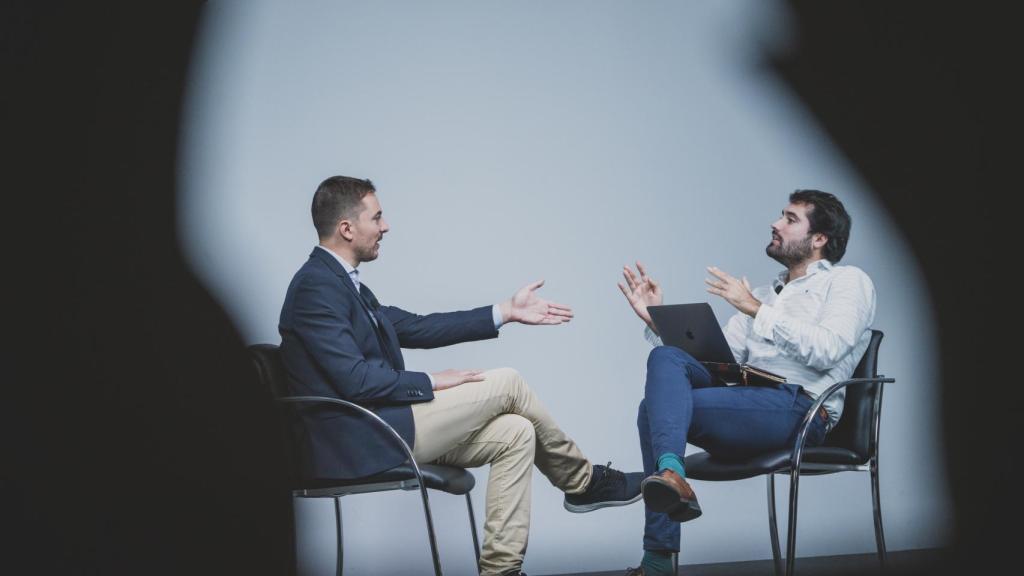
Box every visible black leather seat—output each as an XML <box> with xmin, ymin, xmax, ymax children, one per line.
<box><xmin>684</xmin><ymin>330</ymin><xmax>894</xmax><ymax>576</ymax></box>
<box><xmin>249</xmin><ymin>344</ymin><xmax>480</xmax><ymax>576</ymax></box>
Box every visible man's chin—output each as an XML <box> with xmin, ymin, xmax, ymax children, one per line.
<box><xmin>766</xmin><ymin>246</ymin><xmax>787</xmax><ymax>266</ymax></box>
<box><xmin>358</xmin><ymin>249</ymin><xmax>380</xmax><ymax>263</ymax></box>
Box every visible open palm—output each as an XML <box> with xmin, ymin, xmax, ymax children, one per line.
<box><xmin>618</xmin><ymin>262</ymin><xmax>663</xmax><ymax>328</ymax></box>
<box><xmin>507</xmin><ymin>280</ymin><xmax>574</xmax><ymax>325</ymax></box>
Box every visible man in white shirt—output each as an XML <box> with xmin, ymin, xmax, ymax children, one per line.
<box><xmin>616</xmin><ymin>190</ymin><xmax>876</xmax><ymax>576</ymax></box>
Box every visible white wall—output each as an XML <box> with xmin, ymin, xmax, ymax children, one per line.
<box><xmin>179</xmin><ymin>1</ymin><xmax>950</xmax><ymax>574</ymax></box>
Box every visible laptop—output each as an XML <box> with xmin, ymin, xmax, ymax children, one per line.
<box><xmin>647</xmin><ymin>303</ymin><xmax>786</xmax><ymax>385</ymax></box>
<box><xmin>647</xmin><ymin>303</ymin><xmax>736</xmax><ymax>363</ymax></box>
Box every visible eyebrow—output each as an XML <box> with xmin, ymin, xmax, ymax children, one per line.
<box><xmin>782</xmin><ymin>209</ymin><xmax>800</xmax><ymax>220</ymax></box>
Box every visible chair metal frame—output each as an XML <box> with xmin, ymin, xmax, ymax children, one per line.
<box><xmin>275</xmin><ymin>396</ymin><xmax>481</xmax><ymax>576</ymax></box>
<box><xmin>767</xmin><ymin>374</ymin><xmax>896</xmax><ymax>576</ymax></box>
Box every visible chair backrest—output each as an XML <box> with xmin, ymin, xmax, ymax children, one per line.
<box><xmin>249</xmin><ymin>343</ymin><xmax>291</xmax><ymax>400</ymax></box>
<box><xmin>248</xmin><ymin>344</ymin><xmax>303</xmax><ymax>483</ymax></box>
<box><xmin>822</xmin><ymin>330</ymin><xmax>884</xmax><ymax>459</ymax></box>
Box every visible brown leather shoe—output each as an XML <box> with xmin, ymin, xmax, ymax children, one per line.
<box><xmin>641</xmin><ymin>469</ymin><xmax>702</xmax><ymax>522</ymax></box>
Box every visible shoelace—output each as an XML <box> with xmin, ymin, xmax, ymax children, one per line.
<box><xmin>594</xmin><ymin>461</ymin><xmax>625</xmax><ymax>492</ymax></box>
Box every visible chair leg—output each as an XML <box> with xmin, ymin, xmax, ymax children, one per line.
<box><xmin>871</xmin><ymin>461</ymin><xmax>888</xmax><ymax>571</ymax></box>
<box><xmin>333</xmin><ymin>497</ymin><xmax>344</xmax><ymax>576</ymax></box>
<box><xmin>785</xmin><ymin>470</ymin><xmax>801</xmax><ymax>576</ymax></box>
<box><xmin>767</xmin><ymin>474</ymin><xmax>783</xmax><ymax>576</ymax></box>
<box><xmin>417</xmin><ymin>484</ymin><xmax>444</xmax><ymax>576</ymax></box>
<box><xmin>671</xmin><ymin>552</ymin><xmax>679</xmax><ymax>576</ymax></box>
<box><xmin>465</xmin><ymin>493</ymin><xmax>481</xmax><ymax>567</ymax></box>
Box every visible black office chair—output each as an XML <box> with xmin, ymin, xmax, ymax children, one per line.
<box><xmin>248</xmin><ymin>344</ymin><xmax>481</xmax><ymax>576</ymax></box>
<box><xmin>684</xmin><ymin>330</ymin><xmax>894</xmax><ymax>576</ymax></box>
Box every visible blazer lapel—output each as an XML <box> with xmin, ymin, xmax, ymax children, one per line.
<box><xmin>360</xmin><ymin>284</ymin><xmax>404</xmax><ymax>370</ymax></box>
<box><xmin>311</xmin><ymin>248</ymin><xmax>403</xmax><ymax>369</ymax></box>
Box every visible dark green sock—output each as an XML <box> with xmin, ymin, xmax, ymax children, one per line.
<box><xmin>641</xmin><ymin>550</ymin><xmax>674</xmax><ymax>576</ymax></box>
<box><xmin>656</xmin><ymin>452</ymin><xmax>685</xmax><ymax>478</ymax></box>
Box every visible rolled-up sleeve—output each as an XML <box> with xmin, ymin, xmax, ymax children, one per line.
<box><xmin>752</xmin><ymin>268</ymin><xmax>876</xmax><ymax>370</ymax></box>
<box><xmin>723</xmin><ymin>311</ymin><xmax>753</xmax><ymax>364</ymax></box>
<box><xmin>644</xmin><ymin>325</ymin><xmax>663</xmax><ymax>347</ymax></box>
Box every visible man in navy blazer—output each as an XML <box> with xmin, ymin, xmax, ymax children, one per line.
<box><xmin>279</xmin><ymin>175</ymin><xmax>640</xmax><ymax>576</ymax></box>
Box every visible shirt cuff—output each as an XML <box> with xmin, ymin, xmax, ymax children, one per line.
<box><xmin>426</xmin><ymin>373</ymin><xmax>436</xmax><ymax>390</ymax></box>
<box><xmin>752</xmin><ymin>302</ymin><xmax>780</xmax><ymax>340</ymax></box>
<box><xmin>492</xmin><ymin>304</ymin><xmax>504</xmax><ymax>330</ymax></box>
<box><xmin>644</xmin><ymin>325</ymin><xmax>664</xmax><ymax>347</ymax></box>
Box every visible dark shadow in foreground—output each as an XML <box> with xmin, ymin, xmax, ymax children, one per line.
<box><xmin>2</xmin><ymin>1</ymin><xmax>1015</xmax><ymax>575</ymax></box>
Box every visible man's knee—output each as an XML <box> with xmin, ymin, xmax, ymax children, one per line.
<box><xmin>486</xmin><ymin>367</ymin><xmax>530</xmax><ymax>397</ymax></box>
<box><xmin>497</xmin><ymin>414</ymin><xmax>536</xmax><ymax>452</ymax></box>
<box><xmin>647</xmin><ymin>345</ymin><xmax>693</xmax><ymax>369</ymax></box>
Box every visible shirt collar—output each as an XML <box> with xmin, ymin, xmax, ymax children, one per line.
<box><xmin>773</xmin><ymin>258</ymin><xmax>833</xmax><ymax>289</ymax></box>
<box><xmin>316</xmin><ymin>245</ymin><xmax>360</xmax><ymax>289</ymax></box>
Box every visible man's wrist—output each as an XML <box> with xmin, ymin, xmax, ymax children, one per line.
<box><xmin>744</xmin><ymin>299</ymin><xmax>761</xmax><ymax>317</ymax></box>
<box><xmin>498</xmin><ymin>300</ymin><xmax>513</xmax><ymax>324</ymax></box>
<box><xmin>492</xmin><ymin>304</ymin><xmax>506</xmax><ymax>329</ymax></box>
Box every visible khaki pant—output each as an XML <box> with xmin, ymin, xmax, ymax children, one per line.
<box><xmin>411</xmin><ymin>367</ymin><xmax>592</xmax><ymax>576</ymax></box>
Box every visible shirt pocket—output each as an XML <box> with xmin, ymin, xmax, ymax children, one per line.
<box><xmin>781</xmin><ymin>289</ymin><xmax>826</xmax><ymax>323</ymax></box>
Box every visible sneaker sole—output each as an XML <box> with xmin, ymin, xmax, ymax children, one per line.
<box><xmin>562</xmin><ymin>492</ymin><xmax>643</xmax><ymax>513</ymax></box>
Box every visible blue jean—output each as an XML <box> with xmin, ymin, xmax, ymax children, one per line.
<box><xmin>638</xmin><ymin>346</ymin><xmax>827</xmax><ymax>552</ymax></box>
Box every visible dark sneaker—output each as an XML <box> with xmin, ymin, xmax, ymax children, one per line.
<box><xmin>641</xmin><ymin>468</ymin><xmax>702</xmax><ymax>523</ymax></box>
<box><xmin>563</xmin><ymin>462</ymin><xmax>643</xmax><ymax>513</ymax></box>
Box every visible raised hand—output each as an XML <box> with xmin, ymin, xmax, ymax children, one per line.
<box><xmin>705</xmin><ymin>266</ymin><xmax>761</xmax><ymax>317</ymax></box>
<box><xmin>499</xmin><ymin>280</ymin><xmax>574</xmax><ymax>325</ymax></box>
<box><xmin>618</xmin><ymin>261</ymin><xmax>663</xmax><ymax>331</ymax></box>
<box><xmin>430</xmin><ymin>368</ymin><xmax>486</xmax><ymax>391</ymax></box>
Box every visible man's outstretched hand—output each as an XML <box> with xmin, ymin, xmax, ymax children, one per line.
<box><xmin>499</xmin><ymin>280</ymin><xmax>574</xmax><ymax>325</ymax></box>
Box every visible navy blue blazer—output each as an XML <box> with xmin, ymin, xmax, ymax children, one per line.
<box><xmin>279</xmin><ymin>248</ymin><xmax>499</xmax><ymax>479</ymax></box>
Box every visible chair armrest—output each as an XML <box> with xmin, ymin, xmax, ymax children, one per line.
<box><xmin>790</xmin><ymin>376</ymin><xmax>896</xmax><ymax>470</ymax></box>
<box><xmin>276</xmin><ymin>395</ymin><xmax>421</xmax><ymax>481</ymax></box>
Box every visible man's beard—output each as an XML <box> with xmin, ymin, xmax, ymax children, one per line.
<box><xmin>766</xmin><ymin>233</ymin><xmax>814</xmax><ymax>267</ymax></box>
<box><xmin>355</xmin><ymin>239</ymin><xmax>380</xmax><ymax>263</ymax></box>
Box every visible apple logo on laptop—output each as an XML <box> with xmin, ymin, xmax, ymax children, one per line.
<box><xmin>685</xmin><ymin>329</ymin><xmax>695</xmax><ymax>340</ymax></box>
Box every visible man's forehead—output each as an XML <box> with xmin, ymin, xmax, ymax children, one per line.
<box><xmin>362</xmin><ymin>192</ymin><xmax>382</xmax><ymax>212</ymax></box>
<box><xmin>783</xmin><ymin>202</ymin><xmax>810</xmax><ymax>219</ymax></box>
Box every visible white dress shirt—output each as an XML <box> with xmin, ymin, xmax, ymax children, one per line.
<box><xmin>646</xmin><ymin>259</ymin><xmax>876</xmax><ymax>427</ymax></box>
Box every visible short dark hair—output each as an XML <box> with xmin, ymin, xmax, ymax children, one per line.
<box><xmin>789</xmin><ymin>189</ymin><xmax>851</xmax><ymax>263</ymax></box>
<box><xmin>311</xmin><ymin>176</ymin><xmax>376</xmax><ymax>239</ymax></box>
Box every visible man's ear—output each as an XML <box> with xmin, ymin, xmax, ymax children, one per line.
<box><xmin>812</xmin><ymin>232</ymin><xmax>828</xmax><ymax>251</ymax></box>
<box><xmin>337</xmin><ymin>218</ymin><xmax>354</xmax><ymax>242</ymax></box>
